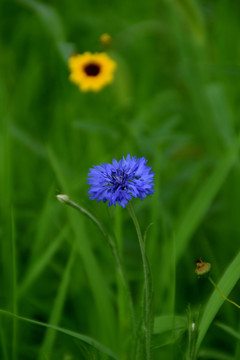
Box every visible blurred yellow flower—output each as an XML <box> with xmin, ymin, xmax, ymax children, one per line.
<box><xmin>100</xmin><ymin>33</ymin><xmax>112</xmax><ymax>46</ymax></box>
<box><xmin>68</xmin><ymin>52</ymin><xmax>116</xmax><ymax>92</ymax></box>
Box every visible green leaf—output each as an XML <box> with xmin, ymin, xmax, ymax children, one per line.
<box><xmin>195</xmin><ymin>250</ymin><xmax>240</xmax><ymax>354</ymax></box>
<box><xmin>216</xmin><ymin>322</ymin><xmax>240</xmax><ymax>341</ymax></box>
<box><xmin>198</xmin><ymin>348</ymin><xmax>233</xmax><ymax>360</ymax></box>
<box><xmin>18</xmin><ymin>0</ymin><xmax>65</xmax><ymax>42</ymax></box>
<box><xmin>153</xmin><ymin>315</ymin><xmax>187</xmax><ymax>334</ymax></box>
<box><xmin>18</xmin><ymin>226</ymin><xmax>68</xmax><ymax>298</ymax></box>
<box><xmin>175</xmin><ymin>135</ymin><xmax>240</xmax><ymax>261</ymax></box>
<box><xmin>38</xmin><ymin>246</ymin><xmax>76</xmax><ymax>360</ymax></box>
<box><xmin>0</xmin><ymin>309</ymin><xmax>120</xmax><ymax>360</ymax></box>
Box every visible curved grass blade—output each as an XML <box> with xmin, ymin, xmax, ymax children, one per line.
<box><xmin>195</xmin><ymin>250</ymin><xmax>240</xmax><ymax>355</ymax></box>
<box><xmin>17</xmin><ymin>0</ymin><xmax>65</xmax><ymax>42</ymax></box>
<box><xmin>48</xmin><ymin>148</ymin><xmax>116</xmax><ymax>346</ymax></box>
<box><xmin>176</xmin><ymin>134</ymin><xmax>240</xmax><ymax>262</ymax></box>
<box><xmin>216</xmin><ymin>322</ymin><xmax>240</xmax><ymax>341</ymax></box>
<box><xmin>198</xmin><ymin>348</ymin><xmax>233</xmax><ymax>360</ymax></box>
<box><xmin>10</xmin><ymin>211</ymin><xmax>17</xmax><ymax>360</ymax></box>
<box><xmin>127</xmin><ymin>203</ymin><xmax>152</xmax><ymax>360</ymax></box>
<box><xmin>0</xmin><ymin>309</ymin><xmax>120</xmax><ymax>360</ymax></box>
<box><xmin>38</xmin><ymin>245</ymin><xmax>76</xmax><ymax>360</ymax></box>
<box><xmin>57</xmin><ymin>195</ymin><xmax>136</xmax><ymax>338</ymax></box>
<box><xmin>18</xmin><ymin>226</ymin><xmax>68</xmax><ymax>298</ymax></box>
<box><xmin>153</xmin><ymin>315</ymin><xmax>187</xmax><ymax>334</ymax></box>
<box><xmin>0</xmin><ymin>319</ymin><xmax>9</xmax><ymax>360</ymax></box>
<box><xmin>17</xmin><ymin>0</ymin><xmax>74</xmax><ymax>61</ymax></box>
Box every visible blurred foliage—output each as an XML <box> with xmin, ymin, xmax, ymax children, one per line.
<box><xmin>1</xmin><ymin>0</ymin><xmax>240</xmax><ymax>359</ymax></box>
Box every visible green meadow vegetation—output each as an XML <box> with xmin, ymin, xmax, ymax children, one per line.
<box><xmin>1</xmin><ymin>0</ymin><xmax>240</xmax><ymax>359</ymax></box>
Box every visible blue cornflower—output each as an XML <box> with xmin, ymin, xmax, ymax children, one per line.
<box><xmin>87</xmin><ymin>154</ymin><xmax>155</xmax><ymax>207</ymax></box>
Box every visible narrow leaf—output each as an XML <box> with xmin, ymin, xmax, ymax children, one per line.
<box><xmin>196</xmin><ymin>250</ymin><xmax>240</xmax><ymax>354</ymax></box>
<box><xmin>175</xmin><ymin>135</ymin><xmax>240</xmax><ymax>261</ymax></box>
<box><xmin>0</xmin><ymin>309</ymin><xmax>120</xmax><ymax>360</ymax></box>
<box><xmin>39</xmin><ymin>246</ymin><xmax>76</xmax><ymax>359</ymax></box>
<box><xmin>154</xmin><ymin>315</ymin><xmax>187</xmax><ymax>334</ymax></box>
<box><xmin>18</xmin><ymin>226</ymin><xmax>68</xmax><ymax>298</ymax></box>
<box><xmin>216</xmin><ymin>322</ymin><xmax>240</xmax><ymax>341</ymax></box>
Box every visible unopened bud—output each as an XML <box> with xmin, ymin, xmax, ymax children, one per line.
<box><xmin>56</xmin><ymin>194</ymin><xmax>70</xmax><ymax>204</ymax></box>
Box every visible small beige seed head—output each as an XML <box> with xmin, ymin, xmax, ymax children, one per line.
<box><xmin>56</xmin><ymin>194</ymin><xmax>70</xmax><ymax>204</ymax></box>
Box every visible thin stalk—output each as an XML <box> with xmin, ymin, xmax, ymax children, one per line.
<box><xmin>127</xmin><ymin>203</ymin><xmax>152</xmax><ymax>360</ymax></box>
<box><xmin>57</xmin><ymin>195</ymin><xmax>136</xmax><ymax>337</ymax></box>
<box><xmin>114</xmin><ymin>206</ymin><xmax>127</xmax><ymax>355</ymax></box>
<box><xmin>11</xmin><ymin>210</ymin><xmax>17</xmax><ymax>360</ymax></box>
<box><xmin>208</xmin><ymin>276</ymin><xmax>240</xmax><ymax>310</ymax></box>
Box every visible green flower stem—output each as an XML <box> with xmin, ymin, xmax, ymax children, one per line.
<box><xmin>127</xmin><ymin>203</ymin><xmax>152</xmax><ymax>360</ymax></box>
<box><xmin>57</xmin><ymin>195</ymin><xmax>136</xmax><ymax>337</ymax></box>
<box><xmin>208</xmin><ymin>276</ymin><xmax>240</xmax><ymax>309</ymax></box>
<box><xmin>114</xmin><ymin>206</ymin><xmax>126</xmax><ymax>354</ymax></box>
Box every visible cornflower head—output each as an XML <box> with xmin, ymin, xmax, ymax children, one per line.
<box><xmin>87</xmin><ymin>154</ymin><xmax>155</xmax><ymax>207</ymax></box>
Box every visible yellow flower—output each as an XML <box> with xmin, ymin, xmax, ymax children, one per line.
<box><xmin>99</xmin><ymin>33</ymin><xmax>112</xmax><ymax>46</ymax></box>
<box><xmin>68</xmin><ymin>52</ymin><xmax>117</xmax><ymax>92</ymax></box>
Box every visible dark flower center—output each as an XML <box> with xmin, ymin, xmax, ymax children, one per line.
<box><xmin>84</xmin><ymin>63</ymin><xmax>101</xmax><ymax>76</ymax></box>
<box><xmin>111</xmin><ymin>170</ymin><xmax>128</xmax><ymax>186</ymax></box>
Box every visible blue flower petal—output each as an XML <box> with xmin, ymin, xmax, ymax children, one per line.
<box><xmin>87</xmin><ymin>155</ymin><xmax>155</xmax><ymax>207</ymax></box>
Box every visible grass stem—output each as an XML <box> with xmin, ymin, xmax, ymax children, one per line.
<box><xmin>208</xmin><ymin>276</ymin><xmax>240</xmax><ymax>310</ymax></box>
<box><xmin>57</xmin><ymin>195</ymin><xmax>136</xmax><ymax>338</ymax></box>
<box><xmin>127</xmin><ymin>203</ymin><xmax>152</xmax><ymax>360</ymax></box>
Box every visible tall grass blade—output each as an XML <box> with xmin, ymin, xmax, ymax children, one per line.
<box><xmin>18</xmin><ymin>226</ymin><xmax>68</xmax><ymax>298</ymax></box>
<box><xmin>198</xmin><ymin>348</ymin><xmax>233</xmax><ymax>360</ymax></box>
<box><xmin>18</xmin><ymin>0</ymin><xmax>65</xmax><ymax>42</ymax></box>
<box><xmin>195</xmin><ymin>250</ymin><xmax>240</xmax><ymax>355</ymax></box>
<box><xmin>10</xmin><ymin>211</ymin><xmax>17</xmax><ymax>360</ymax></box>
<box><xmin>38</xmin><ymin>245</ymin><xmax>76</xmax><ymax>360</ymax></box>
<box><xmin>175</xmin><ymin>135</ymin><xmax>240</xmax><ymax>262</ymax></box>
<box><xmin>9</xmin><ymin>123</ymin><xmax>46</xmax><ymax>159</ymax></box>
<box><xmin>127</xmin><ymin>203</ymin><xmax>152</xmax><ymax>360</ymax></box>
<box><xmin>0</xmin><ymin>320</ymin><xmax>9</xmax><ymax>360</ymax></box>
<box><xmin>205</xmin><ymin>83</ymin><xmax>234</xmax><ymax>147</ymax></box>
<box><xmin>173</xmin><ymin>0</ymin><xmax>206</xmax><ymax>44</ymax></box>
<box><xmin>29</xmin><ymin>187</ymin><xmax>61</xmax><ymax>263</ymax></box>
<box><xmin>0</xmin><ymin>309</ymin><xmax>120</xmax><ymax>360</ymax></box>
<box><xmin>216</xmin><ymin>322</ymin><xmax>240</xmax><ymax>341</ymax></box>
<box><xmin>153</xmin><ymin>315</ymin><xmax>187</xmax><ymax>334</ymax></box>
<box><xmin>48</xmin><ymin>148</ymin><xmax>116</xmax><ymax>347</ymax></box>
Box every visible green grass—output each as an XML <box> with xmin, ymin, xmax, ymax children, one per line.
<box><xmin>1</xmin><ymin>0</ymin><xmax>240</xmax><ymax>359</ymax></box>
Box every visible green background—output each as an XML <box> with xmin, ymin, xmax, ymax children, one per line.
<box><xmin>1</xmin><ymin>0</ymin><xmax>240</xmax><ymax>359</ymax></box>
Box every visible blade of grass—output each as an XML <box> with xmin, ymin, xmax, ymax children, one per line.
<box><xmin>17</xmin><ymin>0</ymin><xmax>65</xmax><ymax>43</ymax></box>
<box><xmin>172</xmin><ymin>0</ymin><xmax>206</xmax><ymax>44</ymax></box>
<box><xmin>0</xmin><ymin>319</ymin><xmax>9</xmax><ymax>360</ymax></box>
<box><xmin>67</xmin><ymin>207</ymin><xmax>116</xmax><ymax>347</ymax></box>
<box><xmin>205</xmin><ymin>83</ymin><xmax>234</xmax><ymax>148</ymax></box>
<box><xmin>17</xmin><ymin>0</ymin><xmax>74</xmax><ymax>62</ymax></box>
<box><xmin>216</xmin><ymin>323</ymin><xmax>240</xmax><ymax>360</ymax></box>
<box><xmin>114</xmin><ymin>205</ymin><xmax>125</xmax><ymax>355</ymax></box>
<box><xmin>195</xmin><ymin>250</ymin><xmax>240</xmax><ymax>355</ymax></box>
<box><xmin>38</xmin><ymin>244</ymin><xmax>76</xmax><ymax>360</ymax></box>
<box><xmin>127</xmin><ymin>203</ymin><xmax>152</xmax><ymax>360</ymax></box>
<box><xmin>57</xmin><ymin>195</ymin><xmax>136</xmax><ymax>338</ymax></box>
<box><xmin>18</xmin><ymin>226</ymin><xmax>68</xmax><ymax>298</ymax></box>
<box><xmin>153</xmin><ymin>315</ymin><xmax>187</xmax><ymax>334</ymax></box>
<box><xmin>175</xmin><ymin>134</ymin><xmax>240</xmax><ymax>261</ymax></box>
<box><xmin>29</xmin><ymin>186</ymin><xmax>62</xmax><ymax>264</ymax></box>
<box><xmin>0</xmin><ymin>114</ymin><xmax>12</xmax><ymax>308</ymax></box>
<box><xmin>10</xmin><ymin>210</ymin><xmax>17</xmax><ymax>360</ymax></box>
<box><xmin>48</xmin><ymin>147</ymin><xmax>116</xmax><ymax>347</ymax></box>
<box><xmin>216</xmin><ymin>322</ymin><xmax>240</xmax><ymax>341</ymax></box>
<box><xmin>0</xmin><ymin>309</ymin><xmax>120</xmax><ymax>360</ymax></box>
<box><xmin>9</xmin><ymin>123</ymin><xmax>46</xmax><ymax>159</ymax></box>
<box><xmin>198</xmin><ymin>348</ymin><xmax>233</xmax><ymax>360</ymax></box>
